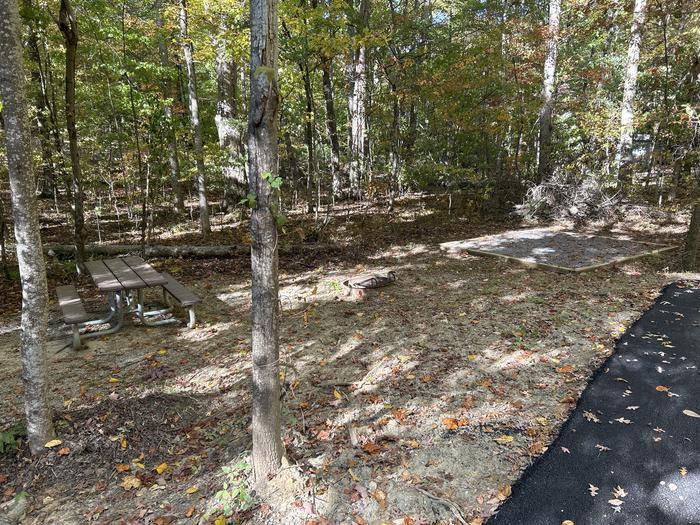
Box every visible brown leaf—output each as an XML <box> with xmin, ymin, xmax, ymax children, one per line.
<box><xmin>497</xmin><ymin>484</ymin><xmax>512</xmax><ymax>501</ymax></box>
<box><xmin>373</xmin><ymin>489</ymin><xmax>387</xmax><ymax>511</ymax></box>
<box><xmin>361</xmin><ymin>442</ymin><xmax>381</xmax><ymax>455</ymax></box>
<box><xmin>185</xmin><ymin>507</ymin><xmax>195</xmax><ymax>518</ymax></box>
<box><xmin>557</xmin><ymin>365</ymin><xmax>574</xmax><ymax>374</ymax></box>
<box><xmin>57</xmin><ymin>447</ymin><xmax>70</xmax><ymax>456</ymax></box>
<box><xmin>442</xmin><ymin>417</ymin><xmax>460</xmax><ymax>430</ymax></box>
<box><xmin>462</xmin><ymin>396</ymin><xmax>475</xmax><ymax>410</ymax></box>
<box><xmin>655</xmin><ymin>385</ymin><xmax>670</xmax><ymax>392</ymax></box>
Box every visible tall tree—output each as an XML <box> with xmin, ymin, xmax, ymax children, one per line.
<box><xmin>248</xmin><ymin>0</ymin><xmax>284</xmax><ymax>482</ymax></box>
<box><xmin>57</xmin><ymin>0</ymin><xmax>86</xmax><ymax>271</ymax></box>
<box><xmin>214</xmin><ymin>16</ymin><xmax>247</xmax><ymax>210</ymax></box>
<box><xmin>0</xmin><ymin>0</ymin><xmax>57</xmax><ymax>454</ymax></box>
<box><xmin>537</xmin><ymin>0</ymin><xmax>561</xmax><ymax>182</ymax></box>
<box><xmin>179</xmin><ymin>0</ymin><xmax>211</xmax><ymax>234</ymax></box>
<box><xmin>322</xmin><ymin>56</ymin><xmax>343</xmax><ymax>197</ymax></box>
<box><xmin>155</xmin><ymin>2</ymin><xmax>185</xmax><ymax>214</ymax></box>
<box><xmin>347</xmin><ymin>0</ymin><xmax>369</xmax><ymax>197</ymax></box>
<box><xmin>615</xmin><ymin>0</ymin><xmax>648</xmax><ymax>186</ymax></box>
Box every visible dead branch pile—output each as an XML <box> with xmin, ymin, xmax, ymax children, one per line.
<box><xmin>515</xmin><ymin>172</ymin><xmax>619</xmax><ymax>225</ymax></box>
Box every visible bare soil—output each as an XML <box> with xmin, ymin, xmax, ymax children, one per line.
<box><xmin>0</xmin><ymin>197</ymin><xmax>693</xmax><ymax>525</ymax></box>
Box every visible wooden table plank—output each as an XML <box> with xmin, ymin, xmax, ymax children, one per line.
<box><xmin>84</xmin><ymin>260</ymin><xmax>122</xmax><ymax>291</ymax></box>
<box><xmin>122</xmin><ymin>256</ymin><xmax>168</xmax><ymax>287</ymax></box>
<box><xmin>103</xmin><ymin>258</ymin><xmax>147</xmax><ymax>290</ymax></box>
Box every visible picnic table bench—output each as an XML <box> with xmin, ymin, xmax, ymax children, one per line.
<box><xmin>56</xmin><ymin>256</ymin><xmax>201</xmax><ymax>349</ymax></box>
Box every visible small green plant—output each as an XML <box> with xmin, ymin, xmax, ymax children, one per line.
<box><xmin>327</xmin><ymin>280</ymin><xmax>343</xmax><ymax>293</ymax></box>
<box><xmin>0</xmin><ymin>424</ymin><xmax>26</xmax><ymax>454</ymax></box>
<box><xmin>204</xmin><ymin>459</ymin><xmax>254</xmax><ymax>519</ymax></box>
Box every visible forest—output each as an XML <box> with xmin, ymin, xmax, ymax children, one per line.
<box><xmin>0</xmin><ymin>0</ymin><xmax>699</xmax><ymax>522</ymax></box>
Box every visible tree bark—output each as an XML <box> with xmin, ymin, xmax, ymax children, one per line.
<box><xmin>537</xmin><ymin>0</ymin><xmax>561</xmax><ymax>182</ymax></box>
<box><xmin>0</xmin><ymin>0</ymin><xmax>56</xmax><ymax>454</ymax></box>
<box><xmin>57</xmin><ymin>0</ymin><xmax>86</xmax><ymax>271</ymax></box>
<box><xmin>248</xmin><ymin>0</ymin><xmax>284</xmax><ymax>482</ymax></box>
<box><xmin>215</xmin><ymin>15</ymin><xmax>247</xmax><ymax>210</ymax></box>
<box><xmin>155</xmin><ymin>4</ymin><xmax>185</xmax><ymax>214</ymax></box>
<box><xmin>347</xmin><ymin>0</ymin><xmax>369</xmax><ymax>197</ymax></box>
<box><xmin>179</xmin><ymin>0</ymin><xmax>211</xmax><ymax>234</ymax></box>
<box><xmin>683</xmin><ymin>202</ymin><xmax>700</xmax><ymax>270</ymax></box>
<box><xmin>322</xmin><ymin>57</ymin><xmax>343</xmax><ymax>197</ymax></box>
<box><xmin>616</xmin><ymin>0</ymin><xmax>648</xmax><ymax>187</ymax></box>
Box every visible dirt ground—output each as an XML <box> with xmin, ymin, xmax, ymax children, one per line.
<box><xmin>0</xmin><ymin>198</ymin><xmax>694</xmax><ymax>525</ymax></box>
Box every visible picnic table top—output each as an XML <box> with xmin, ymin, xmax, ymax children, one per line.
<box><xmin>85</xmin><ymin>256</ymin><xmax>168</xmax><ymax>292</ymax></box>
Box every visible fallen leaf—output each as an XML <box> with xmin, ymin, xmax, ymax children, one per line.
<box><xmin>214</xmin><ymin>517</ymin><xmax>226</xmax><ymax>525</ymax></box>
<box><xmin>583</xmin><ymin>411</ymin><xmax>600</xmax><ymax>423</ymax></box>
<box><xmin>121</xmin><ymin>437</ymin><xmax>128</xmax><ymax>449</ymax></box>
<box><xmin>44</xmin><ymin>439</ymin><xmax>62</xmax><ymax>448</ymax></box>
<box><xmin>680</xmin><ymin>467</ymin><xmax>688</xmax><ymax>476</ymax></box>
<box><xmin>58</xmin><ymin>447</ymin><xmax>70</xmax><ymax>456</ymax></box>
<box><xmin>362</xmin><ymin>442</ymin><xmax>382</xmax><ymax>455</ymax></box>
<box><xmin>612</xmin><ymin>486</ymin><xmax>627</xmax><ymax>498</ymax></box>
<box><xmin>497</xmin><ymin>484</ymin><xmax>512</xmax><ymax>501</ymax></box>
<box><xmin>333</xmin><ymin>389</ymin><xmax>343</xmax><ymax>400</ymax></box>
<box><xmin>154</xmin><ymin>463</ymin><xmax>168</xmax><ymax>474</ymax></box>
<box><xmin>186</xmin><ymin>486</ymin><xmax>199</xmax><ymax>494</ymax></box>
<box><xmin>121</xmin><ymin>475</ymin><xmax>142</xmax><ymax>490</ymax></box>
<box><xmin>588</xmin><ymin>484</ymin><xmax>599</xmax><ymax>497</ymax></box>
<box><xmin>373</xmin><ymin>489</ymin><xmax>387</xmax><ymax>511</ymax></box>
<box><xmin>557</xmin><ymin>365</ymin><xmax>574</xmax><ymax>374</ymax></box>
<box><xmin>655</xmin><ymin>385</ymin><xmax>670</xmax><ymax>392</ymax></box>
<box><xmin>562</xmin><ymin>521</ymin><xmax>575</xmax><ymax>525</ymax></box>
<box><xmin>682</xmin><ymin>409</ymin><xmax>700</xmax><ymax>418</ymax></box>
<box><xmin>108</xmin><ymin>377</ymin><xmax>120</xmax><ymax>383</ymax></box>
<box><xmin>613</xmin><ymin>417</ymin><xmax>632</xmax><ymax>424</ymax></box>
<box><xmin>442</xmin><ymin>418</ymin><xmax>460</xmax><ymax>430</ymax></box>
<box><xmin>116</xmin><ymin>463</ymin><xmax>131</xmax><ymax>473</ymax></box>
<box><xmin>495</xmin><ymin>435</ymin><xmax>514</xmax><ymax>445</ymax></box>
<box><xmin>561</xmin><ymin>447</ymin><xmax>570</xmax><ymax>454</ymax></box>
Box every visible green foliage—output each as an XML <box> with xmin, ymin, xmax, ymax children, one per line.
<box><xmin>0</xmin><ymin>423</ymin><xmax>26</xmax><ymax>454</ymax></box>
<box><xmin>204</xmin><ymin>459</ymin><xmax>254</xmax><ymax>519</ymax></box>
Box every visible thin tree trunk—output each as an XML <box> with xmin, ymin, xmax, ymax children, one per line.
<box><xmin>322</xmin><ymin>57</ymin><xmax>343</xmax><ymax>196</ymax></box>
<box><xmin>57</xmin><ymin>0</ymin><xmax>86</xmax><ymax>271</ymax></box>
<box><xmin>616</xmin><ymin>0</ymin><xmax>648</xmax><ymax>187</ymax></box>
<box><xmin>537</xmin><ymin>0</ymin><xmax>561</xmax><ymax>182</ymax></box>
<box><xmin>214</xmin><ymin>15</ymin><xmax>247</xmax><ymax>211</ymax></box>
<box><xmin>179</xmin><ymin>0</ymin><xmax>211</xmax><ymax>234</ymax></box>
<box><xmin>301</xmin><ymin>63</ymin><xmax>315</xmax><ymax>212</ymax></box>
<box><xmin>0</xmin><ymin>0</ymin><xmax>56</xmax><ymax>454</ymax></box>
<box><xmin>347</xmin><ymin>0</ymin><xmax>369</xmax><ymax>197</ymax></box>
<box><xmin>248</xmin><ymin>0</ymin><xmax>284</xmax><ymax>483</ymax></box>
<box><xmin>0</xmin><ymin>197</ymin><xmax>9</xmax><ymax>278</ymax></box>
<box><xmin>155</xmin><ymin>4</ymin><xmax>185</xmax><ymax>214</ymax></box>
<box><xmin>683</xmin><ymin>202</ymin><xmax>700</xmax><ymax>270</ymax></box>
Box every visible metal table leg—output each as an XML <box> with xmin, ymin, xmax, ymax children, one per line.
<box><xmin>79</xmin><ymin>292</ymin><xmax>125</xmax><ymax>342</ymax></box>
<box><xmin>136</xmin><ymin>288</ymin><xmax>177</xmax><ymax>326</ymax></box>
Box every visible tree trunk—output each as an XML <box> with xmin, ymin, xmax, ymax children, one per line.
<box><xmin>0</xmin><ymin>0</ymin><xmax>56</xmax><ymax>454</ymax></box>
<box><xmin>683</xmin><ymin>202</ymin><xmax>700</xmax><ymax>270</ymax></box>
<box><xmin>57</xmin><ymin>0</ymin><xmax>86</xmax><ymax>272</ymax></box>
<box><xmin>537</xmin><ymin>0</ymin><xmax>561</xmax><ymax>182</ymax></box>
<box><xmin>215</xmin><ymin>16</ymin><xmax>247</xmax><ymax>211</ymax></box>
<box><xmin>347</xmin><ymin>0</ymin><xmax>369</xmax><ymax>197</ymax></box>
<box><xmin>322</xmin><ymin>57</ymin><xmax>343</xmax><ymax>197</ymax></box>
<box><xmin>155</xmin><ymin>4</ymin><xmax>185</xmax><ymax>214</ymax></box>
<box><xmin>616</xmin><ymin>0</ymin><xmax>648</xmax><ymax>187</ymax></box>
<box><xmin>0</xmin><ymin>197</ymin><xmax>9</xmax><ymax>278</ymax></box>
<box><xmin>179</xmin><ymin>0</ymin><xmax>211</xmax><ymax>234</ymax></box>
<box><xmin>248</xmin><ymin>0</ymin><xmax>284</xmax><ymax>483</ymax></box>
<box><xmin>301</xmin><ymin>63</ymin><xmax>315</xmax><ymax>212</ymax></box>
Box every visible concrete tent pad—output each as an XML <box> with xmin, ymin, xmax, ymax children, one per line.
<box><xmin>440</xmin><ymin>227</ymin><xmax>676</xmax><ymax>272</ymax></box>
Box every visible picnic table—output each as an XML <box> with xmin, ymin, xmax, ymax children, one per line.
<box><xmin>56</xmin><ymin>256</ymin><xmax>201</xmax><ymax>349</ymax></box>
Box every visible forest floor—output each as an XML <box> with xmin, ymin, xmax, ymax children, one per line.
<box><xmin>0</xmin><ymin>195</ymin><xmax>694</xmax><ymax>525</ymax></box>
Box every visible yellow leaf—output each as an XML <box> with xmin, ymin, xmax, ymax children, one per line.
<box><xmin>279</xmin><ymin>370</ymin><xmax>286</xmax><ymax>382</ymax></box>
<box><xmin>186</xmin><ymin>486</ymin><xmax>199</xmax><ymax>494</ymax></box>
<box><xmin>154</xmin><ymin>463</ymin><xmax>168</xmax><ymax>474</ymax></box>
<box><xmin>44</xmin><ymin>439</ymin><xmax>62</xmax><ymax>448</ymax></box>
<box><xmin>536</xmin><ymin>416</ymin><xmax>548</xmax><ymax>426</ymax></box>
<box><xmin>497</xmin><ymin>484</ymin><xmax>512</xmax><ymax>501</ymax></box>
<box><xmin>108</xmin><ymin>377</ymin><xmax>121</xmax><ymax>383</ymax></box>
<box><xmin>158</xmin><ymin>349</ymin><xmax>167</xmax><ymax>355</ymax></box>
<box><xmin>121</xmin><ymin>438</ymin><xmax>127</xmax><ymax>449</ymax></box>
<box><xmin>468</xmin><ymin>354</ymin><xmax>478</xmax><ymax>361</ymax></box>
<box><xmin>333</xmin><ymin>389</ymin><xmax>343</xmax><ymax>400</ymax></box>
<box><xmin>495</xmin><ymin>435</ymin><xmax>514</xmax><ymax>445</ymax></box>
<box><xmin>680</xmin><ymin>467</ymin><xmax>688</xmax><ymax>476</ymax></box>
<box><xmin>214</xmin><ymin>517</ymin><xmax>226</xmax><ymax>525</ymax></box>
<box><xmin>132</xmin><ymin>459</ymin><xmax>145</xmax><ymax>469</ymax></box>
<box><xmin>562</xmin><ymin>521</ymin><xmax>575</xmax><ymax>525</ymax></box>
<box><xmin>120</xmin><ymin>475</ymin><xmax>142</xmax><ymax>490</ymax></box>
<box><xmin>348</xmin><ymin>468</ymin><xmax>360</xmax><ymax>482</ymax></box>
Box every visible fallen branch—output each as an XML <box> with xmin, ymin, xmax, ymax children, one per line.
<box><xmin>44</xmin><ymin>242</ymin><xmax>340</xmax><ymax>259</ymax></box>
<box><xmin>414</xmin><ymin>486</ymin><xmax>468</xmax><ymax>525</ymax></box>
